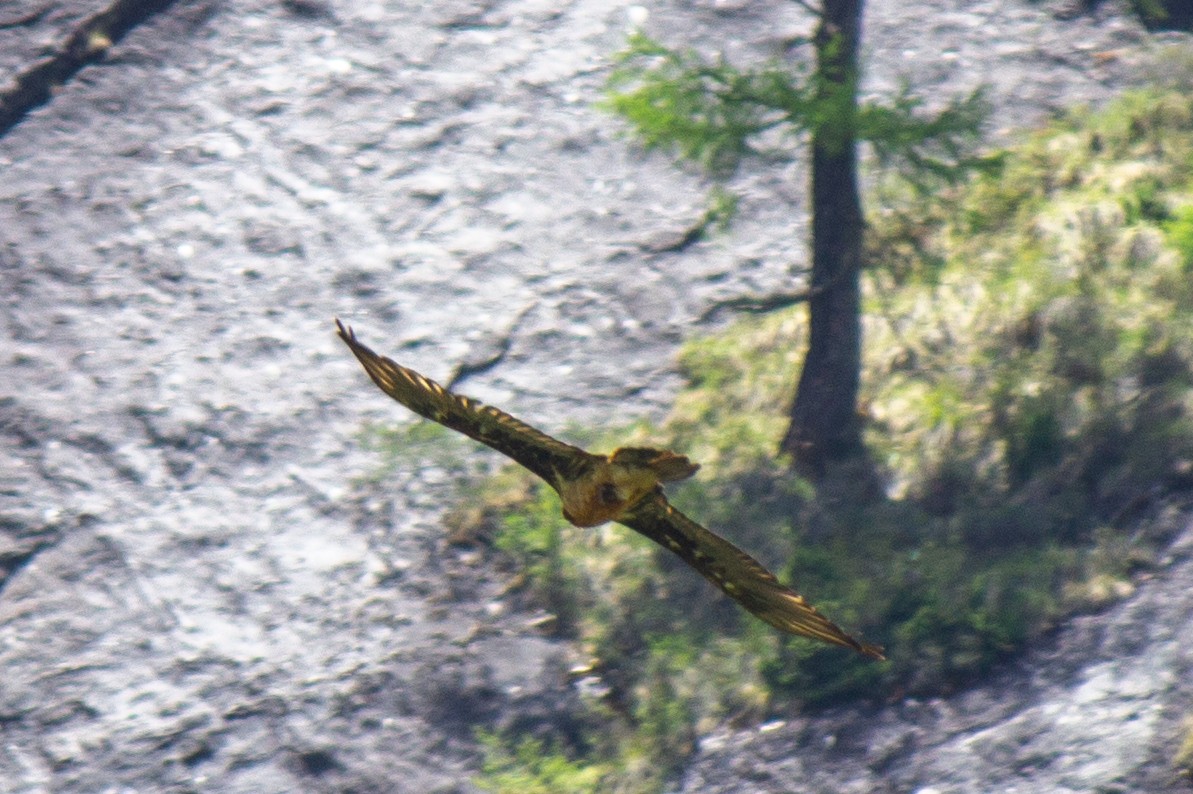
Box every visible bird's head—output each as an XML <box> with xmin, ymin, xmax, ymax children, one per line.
<box><xmin>608</xmin><ymin>447</ymin><xmax>699</xmax><ymax>482</ymax></box>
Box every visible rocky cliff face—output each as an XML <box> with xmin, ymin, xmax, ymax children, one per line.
<box><xmin>1</xmin><ymin>1</ymin><xmax>1189</xmax><ymax>792</ymax></box>
<box><xmin>682</xmin><ymin>511</ymin><xmax>1193</xmax><ymax>793</ymax></box>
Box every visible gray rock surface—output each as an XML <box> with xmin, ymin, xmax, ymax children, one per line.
<box><xmin>680</xmin><ymin>513</ymin><xmax>1193</xmax><ymax>793</ymax></box>
<box><xmin>1</xmin><ymin>0</ymin><xmax>1190</xmax><ymax>792</ymax></box>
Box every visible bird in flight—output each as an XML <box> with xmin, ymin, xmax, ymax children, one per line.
<box><xmin>336</xmin><ymin>320</ymin><xmax>883</xmax><ymax>659</ymax></box>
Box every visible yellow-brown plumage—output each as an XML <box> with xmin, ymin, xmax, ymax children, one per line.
<box><xmin>336</xmin><ymin>320</ymin><xmax>884</xmax><ymax>660</ymax></box>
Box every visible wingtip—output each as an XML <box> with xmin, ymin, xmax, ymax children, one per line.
<box><xmin>856</xmin><ymin>641</ymin><xmax>886</xmax><ymax>661</ymax></box>
<box><xmin>335</xmin><ymin>317</ymin><xmax>354</xmax><ymax>343</ymax></box>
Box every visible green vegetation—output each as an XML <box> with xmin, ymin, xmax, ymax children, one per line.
<box><xmin>1176</xmin><ymin>716</ymin><xmax>1193</xmax><ymax>780</ymax></box>
<box><xmin>476</xmin><ymin>733</ymin><xmax>612</xmax><ymax>794</ymax></box>
<box><xmin>456</xmin><ymin>88</ymin><xmax>1193</xmax><ymax>792</ymax></box>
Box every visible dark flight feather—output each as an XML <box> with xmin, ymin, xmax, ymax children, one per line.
<box><xmin>620</xmin><ymin>492</ymin><xmax>885</xmax><ymax>659</ymax></box>
<box><xmin>336</xmin><ymin>320</ymin><xmax>596</xmax><ymax>485</ymax></box>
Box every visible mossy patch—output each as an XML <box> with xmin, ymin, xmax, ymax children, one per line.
<box><xmin>476</xmin><ymin>732</ymin><xmax>613</xmax><ymax>794</ymax></box>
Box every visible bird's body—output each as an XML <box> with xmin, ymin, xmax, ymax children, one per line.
<box><xmin>336</xmin><ymin>319</ymin><xmax>883</xmax><ymax>660</ymax></box>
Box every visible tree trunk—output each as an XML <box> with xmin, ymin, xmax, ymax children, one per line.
<box><xmin>780</xmin><ymin>0</ymin><xmax>866</xmax><ymax>474</ymax></box>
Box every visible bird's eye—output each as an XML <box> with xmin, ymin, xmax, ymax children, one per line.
<box><xmin>599</xmin><ymin>483</ymin><xmax>620</xmax><ymax>504</ymax></box>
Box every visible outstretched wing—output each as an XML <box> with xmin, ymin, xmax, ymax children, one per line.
<box><xmin>336</xmin><ymin>320</ymin><xmax>597</xmax><ymax>487</ymax></box>
<box><xmin>619</xmin><ymin>492</ymin><xmax>884</xmax><ymax>659</ymax></box>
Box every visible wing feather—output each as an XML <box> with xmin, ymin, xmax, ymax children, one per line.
<box><xmin>619</xmin><ymin>492</ymin><xmax>884</xmax><ymax>659</ymax></box>
<box><xmin>336</xmin><ymin>320</ymin><xmax>596</xmax><ymax>486</ymax></box>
